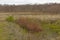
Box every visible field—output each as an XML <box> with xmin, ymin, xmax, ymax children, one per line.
<box><xmin>0</xmin><ymin>12</ymin><xmax>60</xmax><ymax>40</ymax></box>
<box><xmin>0</xmin><ymin>12</ymin><xmax>60</xmax><ymax>20</ymax></box>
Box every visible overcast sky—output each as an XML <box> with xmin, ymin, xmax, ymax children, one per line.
<box><xmin>0</xmin><ymin>0</ymin><xmax>60</xmax><ymax>5</ymax></box>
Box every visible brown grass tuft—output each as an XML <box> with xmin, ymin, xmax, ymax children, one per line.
<box><xmin>16</xmin><ymin>17</ymin><xmax>42</xmax><ymax>32</ymax></box>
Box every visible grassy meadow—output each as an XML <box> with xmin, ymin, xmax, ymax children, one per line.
<box><xmin>0</xmin><ymin>12</ymin><xmax>60</xmax><ymax>40</ymax></box>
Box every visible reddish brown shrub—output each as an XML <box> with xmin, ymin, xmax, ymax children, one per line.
<box><xmin>16</xmin><ymin>17</ymin><xmax>42</xmax><ymax>32</ymax></box>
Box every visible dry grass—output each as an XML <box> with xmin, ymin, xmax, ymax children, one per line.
<box><xmin>0</xmin><ymin>12</ymin><xmax>60</xmax><ymax>40</ymax></box>
<box><xmin>0</xmin><ymin>12</ymin><xmax>60</xmax><ymax>21</ymax></box>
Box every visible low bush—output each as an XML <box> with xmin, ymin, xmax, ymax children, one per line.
<box><xmin>16</xmin><ymin>17</ymin><xmax>42</xmax><ymax>32</ymax></box>
<box><xmin>6</xmin><ymin>16</ymin><xmax>15</xmax><ymax>22</ymax></box>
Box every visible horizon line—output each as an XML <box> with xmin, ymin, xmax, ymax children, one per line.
<box><xmin>0</xmin><ymin>2</ymin><xmax>60</xmax><ymax>5</ymax></box>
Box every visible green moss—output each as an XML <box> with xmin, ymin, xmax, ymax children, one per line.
<box><xmin>0</xmin><ymin>22</ymin><xmax>8</xmax><ymax>40</ymax></box>
<box><xmin>41</xmin><ymin>20</ymin><xmax>60</xmax><ymax>34</ymax></box>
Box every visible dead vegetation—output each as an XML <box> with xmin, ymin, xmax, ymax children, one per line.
<box><xmin>16</xmin><ymin>17</ymin><xmax>42</xmax><ymax>33</ymax></box>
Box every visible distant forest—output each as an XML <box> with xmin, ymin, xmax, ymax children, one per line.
<box><xmin>0</xmin><ymin>3</ymin><xmax>60</xmax><ymax>13</ymax></box>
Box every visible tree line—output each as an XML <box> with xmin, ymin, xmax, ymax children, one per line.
<box><xmin>0</xmin><ymin>3</ymin><xmax>60</xmax><ymax>13</ymax></box>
